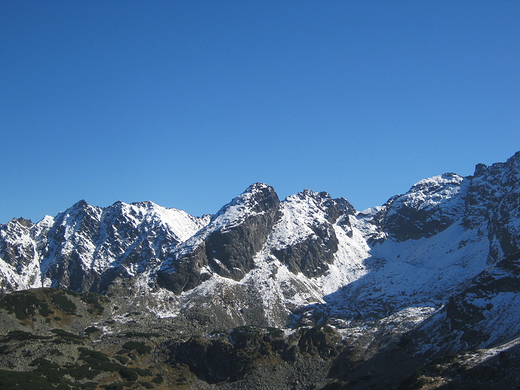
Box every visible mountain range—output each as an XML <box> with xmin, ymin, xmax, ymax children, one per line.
<box><xmin>0</xmin><ymin>151</ymin><xmax>519</xmax><ymax>389</ymax></box>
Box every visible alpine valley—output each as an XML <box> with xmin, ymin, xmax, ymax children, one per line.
<box><xmin>1</xmin><ymin>151</ymin><xmax>520</xmax><ymax>390</ymax></box>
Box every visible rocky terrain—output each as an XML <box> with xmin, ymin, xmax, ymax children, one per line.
<box><xmin>1</xmin><ymin>151</ymin><xmax>519</xmax><ymax>389</ymax></box>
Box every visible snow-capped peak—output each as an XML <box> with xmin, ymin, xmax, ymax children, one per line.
<box><xmin>164</xmin><ymin>183</ymin><xmax>279</xmax><ymax>260</ymax></box>
<box><xmin>209</xmin><ymin>183</ymin><xmax>278</xmax><ymax>232</ymax></box>
<box><xmin>269</xmin><ymin>189</ymin><xmax>335</xmax><ymax>250</ymax></box>
<box><xmin>388</xmin><ymin>173</ymin><xmax>467</xmax><ymax>215</ymax></box>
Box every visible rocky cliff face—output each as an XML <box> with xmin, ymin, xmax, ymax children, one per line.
<box><xmin>0</xmin><ymin>200</ymin><xmax>209</xmax><ymax>293</ymax></box>
<box><xmin>0</xmin><ymin>217</ymin><xmax>43</xmax><ymax>291</ymax></box>
<box><xmin>271</xmin><ymin>190</ymin><xmax>354</xmax><ymax>278</ymax></box>
<box><xmin>465</xmin><ymin>151</ymin><xmax>520</xmax><ymax>262</ymax></box>
<box><xmin>157</xmin><ymin>183</ymin><xmax>281</xmax><ymax>293</ymax></box>
<box><xmin>382</xmin><ymin>172</ymin><xmax>469</xmax><ymax>241</ymax></box>
<box><xmin>1</xmin><ymin>151</ymin><xmax>520</xmax><ymax>389</ymax></box>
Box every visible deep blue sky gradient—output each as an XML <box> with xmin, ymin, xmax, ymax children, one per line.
<box><xmin>1</xmin><ymin>1</ymin><xmax>519</xmax><ymax>223</ymax></box>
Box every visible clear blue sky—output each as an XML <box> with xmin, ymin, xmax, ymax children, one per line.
<box><xmin>1</xmin><ymin>1</ymin><xmax>519</xmax><ymax>223</ymax></box>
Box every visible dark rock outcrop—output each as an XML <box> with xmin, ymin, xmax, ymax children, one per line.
<box><xmin>272</xmin><ymin>221</ymin><xmax>340</xmax><ymax>278</ymax></box>
<box><xmin>464</xmin><ymin>151</ymin><xmax>520</xmax><ymax>262</ymax></box>
<box><xmin>205</xmin><ymin>184</ymin><xmax>281</xmax><ymax>279</ymax></box>
<box><xmin>272</xmin><ymin>190</ymin><xmax>355</xmax><ymax>278</ymax></box>
<box><xmin>382</xmin><ymin>173</ymin><xmax>468</xmax><ymax>241</ymax></box>
<box><xmin>158</xmin><ymin>183</ymin><xmax>281</xmax><ymax>293</ymax></box>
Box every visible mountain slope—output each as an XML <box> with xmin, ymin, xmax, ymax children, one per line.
<box><xmin>0</xmin><ymin>151</ymin><xmax>519</xmax><ymax>389</ymax></box>
<box><xmin>1</xmin><ymin>201</ymin><xmax>210</xmax><ymax>293</ymax></box>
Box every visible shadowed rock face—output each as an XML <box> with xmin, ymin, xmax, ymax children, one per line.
<box><xmin>271</xmin><ymin>190</ymin><xmax>355</xmax><ymax>278</ymax></box>
<box><xmin>411</xmin><ymin>252</ymin><xmax>520</xmax><ymax>355</ymax></box>
<box><xmin>205</xmin><ymin>184</ymin><xmax>281</xmax><ymax>280</ymax></box>
<box><xmin>157</xmin><ymin>183</ymin><xmax>281</xmax><ymax>293</ymax></box>
<box><xmin>380</xmin><ymin>172</ymin><xmax>468</xmax><ymax>241</ymax></box>
<box><xmin>272</xmin><ymin>223</ymin><xmax>339</xmax><ymax>278</ymax></box>
<box><xmin>464</xmin><ymin>151</ymin><xmax>520</xmax><ymax>261</ymax></box>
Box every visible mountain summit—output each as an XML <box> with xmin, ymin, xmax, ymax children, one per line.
<box><xmin>1</xmin><ymin>151</ymin><xmax>520</xmax><ymax>389</ymax></box>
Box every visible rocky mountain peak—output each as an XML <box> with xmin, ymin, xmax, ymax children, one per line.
<box><xmin>1</xmin><ymin>152</ymin><xmax>520</xmax><ymax>389</ymax></box>
<box><xmin>381</xmin><ymin>172</ymin><xmax>469</xmax><ymax>241</ymax></box>
<box><xmin>157</xmin><ymin>184</ymin><xmax>281</xmax><ymax>293</ymax></box>
<box><xmin>266</xmin><ymin>189</ymin><xmax>356</xmax><ymax>278</ymax></box>
<box><xmin>473</xmin><ymin>150</ymin><xmax>520</xmax><ymax>178</ymax></box>
<box><xmin>10</xmin><ymin>217</ymin><xmax>33</xmax><ymax>228</ymax></box>
<box><xmin>210</xmin><ymin>182</ymin><xmax>279</xmax><ymax>227</ymax></box>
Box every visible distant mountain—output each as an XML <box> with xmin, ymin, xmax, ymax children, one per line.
<box><xmin>1</xmin><ymin>151</ymin><xmax>519</xmax><ymax>389</ymax></box>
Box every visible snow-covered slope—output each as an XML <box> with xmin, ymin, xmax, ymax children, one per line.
<box><xmin>1</xmin><ymin>151</ymin><xmax>519</xmax><ymax>346</ymax></box>
<box><xmin>0</xmin><ymin>200</ymin><xmax>209</xmax><ymax>293</ymax></box>
<box><xmin>0</xmin><ymin>218</ymin><xmax>44</xmax><ymax>291</ymax></box>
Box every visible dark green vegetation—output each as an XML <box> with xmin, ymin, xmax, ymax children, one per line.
<box><xmin>0</xmin><ymin>289</ymin><xmax>350</xmax><ymax>389</ymax></box>
<box><xmin>1</xmin><ymin>288</ymin><xmax>519</xmax><ymax>390</ymax></box>
<box><xmin>0</xmin><ymin>288</ymin><xmax>107</xmax><ymax>322</ymax></box>
<box><xmin>169</xmin><ymin>325</ymin><xmax>342</xmax><ymax>384</ymax></box>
